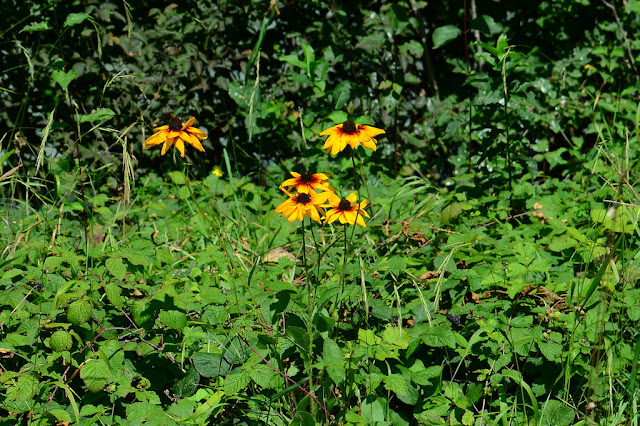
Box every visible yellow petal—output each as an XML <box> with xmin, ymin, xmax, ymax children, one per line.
<box><xmin>319</xmin><ymin>125</ymin><xmax>340</xmax><ymax>136</ymax></box>
<box><xmin>174</xmin><ymin>139</ymin><xmax>186</xmax><ymax>157</ymax></box>
<box><xmin>183</xmin><ymin>117</ymin><xmax>196</xmax><ymax>129</ymax></box>
<box><xmin>161</xmin><ymin>138</ymin><xmax>175</xmax><ymax>155</ymax></box>
<box><xmin>180</xmin><ymin>132</ymin><xmax>205</xmax><ymax>152</ymax></box>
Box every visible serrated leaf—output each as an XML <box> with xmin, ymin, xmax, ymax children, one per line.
<box><xmin>64</xmin><ymin>12</ymin><xmax>91</xmax><ymax>27</ymax></box>
<box><xmin>224</xmin><ymin>369</ymin><xmax>250</xmax><ymax>395</ymax></box>
<box><xmin>67</xmin><ymin>300</ymin><xmax>93</xmax><ymax>325</ymax></box>
<box><xmin>382</xmin><ymin>326</ymin><xmax>411</xmax><ymax>349</ymax></box>
<box><xmin>538</xmin><ymin>341</ymin><xmax>563</xmax><ymax>362</ymax></box>
<box><xmin>193</xmin><ymin>352</ymin><xmax>231</xmax><ymax>378</ymax></box>
<box><xmin>79</xmin><ymin>108</ymin><xmax>114</xmax><ymax>124</ymax></box>
<box><xmin>433</xmin><ymin>25</ymin><xmax>461</xmax><ymax>49</ymax></box>
<box><xmin>421</xmin><ymin>324</ymin><xmax>456</xmax><ymax>348</ymax></box>
<box><xmin>249</xmin><ymin>364</ymin><xmax>275</xmax><ymax>389</ymax></box>
<box><xmin>50</xmin><ymin>409</ymin><xmax>72</xmax><ymax>423</ymax></box>
<box><xmin>173</xmin><ymin>367</ymin><xmax>200</xmax><ymax>397</ymax></box>
<box><xmin>131</xmin><ymin>300</ymin><xmax>155</xmax><ymax>329</ymax></box>
<box><xmin>44</xmin><ymin>256</ymin><xmax>64</xmax><ymax>270</ymax></box>
<box><xmin>158</xmin><ymin>310</ymin><xmax>187</xmax><ymax>329</ymax></box>
<box><xmin>104</xmin><ymin>283</ymin><xmax>123</xmax><ymax>309</ymax></box>
<box><xmin>21</xmin><ymin>21</ymin><xmax>52</xmax><ymax>32</ymax></box>
<box><xmin>386</xmin><ymin>257</ymin><xmax>407</xmax><ymax>274</ymax></box>
<box><xmin>121</xmin><ymin>250</ymin><xmax>151</xmax><ymax>266</ymax></box>
<box><xmin>383</xmin><ymin>374</ymin><xmax>408</xmax><ymax>397</ymax></box>
<box><xmin>540</xmin><ymin>400</ymin><xmax>575</xmax><ymax>426</ymax></box>
<box><xmin>81</xmin><ymin>358</ymin><xmax>111</xmax><ymax>392</ymax></box>
<box><xmin>50</xmin><ymin>330</ymin><xmax>73</xmax><ymax>352</ymax></box>
<box><xmin>105</xmin><ymin>257</ymin><xmax>127</xmax><ymax>281</ymax></box>
<box><xmin>52</xmin><ymin>69</ymin><xmax>78</xmax><ymax>90</ymax></box>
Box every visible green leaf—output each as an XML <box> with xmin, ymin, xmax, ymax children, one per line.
<box><xmin>52</xmin><ymin>69</ymin><xmax>78</xmax><ymax>90</ymax></box>
<box><xmin>382</xmin><ymin>326</ymin><xmax>411</xmax><ymax>349</ymax></box>
<box><xmin>471</xmin><ymin>15</ymin><xmax>504</xmax><ymax>36</ymax></box>
<box><xmin>193</xmin><ymin>352</ymin><xmax>232</xmax><ymax>378</ymax></box>
<box><xmin>21</xmin><ymin>21</ymin><xmax>52</xmax><ymax>32</ymax></box>
<box><xmin>50</xmin><ymin>409</ymin><xmax>72</xmax><ymax>423</ymax></box>
<box><xmin>433</xmin><ymin>25</ymin><xmax>461</xmax><ymax>49</ymax></box>
<box><xmin>224</xmin><ymin>369</ymin><xmax>250</xmax><ymax>395</ymax></box>
<box><xmin>356</xmin><ymin>33</ymin><xmax>386</xmax><ymax>51</ymax></box>
<box><xmin>158</xmin><ymin>310</ymin><xmax>188</xmax><ymax>329</ymax></box>
<box><xmin>173</xmin><ymin>368</ymin><xmax>200</xmax><ymax>397</ymax></box>
<box><xmin>105</xmin><ymin>257</ymin><xmax>127</xmax><ymax>281</ymax></box>
<box><xmin>104</xmin><ymin>283</ymin><xmax>123</xmax><ymax>309</ymax></box>
<box><xmin>80</xmin><ymin>358</ymin><xmax>111</xmax><ymax>392</ymax></box>
<box><xmin>249</xmin><ymin>364</ymin><xmax>275</xmax><ymax>389</ymax></box>
<box><xmin>67</xmin><ymin>300</ymin><xmax>93</xmax><ymax>325</ymax></box>
<box><xmin>50</xmin><ymin>330</ymin><xmax>73</xmax><ymax>352</ymax></box>
<box><xmin>79</xmin><ymin>108</ymin><xmax>115</xmax><ymax>123</ymax></box>
<box><xmin>323</xmin><ymin>338</ymin><xmax>345</xmax><ymax>385</ymax></box>
<box><xmin>386</xmin><ymin>256</ymin><xmax>407</xmax><ymax>274</ymax></box>
<box><xmin>420</xmin><ymin>324</ymin><xmax>456</xmax><ymax>348</ymax></box>
<box><xmin>538</xmin><ymin>341</ymin><xmax>563</xmax><ymax>362</ymax></box>
<box><xmin>64</xmin><ymin>12</ymin><xmax>91</xmax><ymax>27</ymax></box>
<box><xmin>326</xmin><ymin>111</ymin><xmax>348</xmax><ymax>124</ymax></box>
<box><xmin>539</xmin><ymin>400</ymin><xmax>575</xmax><ymax>426</ymax></box>
<box><xmin>399</xmin><ymin>40</ymin><xmax>424</xmax><ymax>57</ymax></box>
<box><xmin>383</xmin><ymin>374</ymin><xmax>408</xmax><ymax>398</ymax></box>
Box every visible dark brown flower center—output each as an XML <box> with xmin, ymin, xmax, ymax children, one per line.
<box><xmin>299</xmin><ymin>171</ymin><xmax>313</xmax><ymax>183</ymax></box>
<box><xmin>342</xmin><ymin>120</ymin><xmax>357</xmax><ymax>134</ymax></box>
<box><xmin>168</xmin><ymin>117</ymin><xmax>183</xmax><ymax>130</ymax></box>
<box><xmin>297</xmin><ymin>193</ymin><xmax>311</xmax><ymax>204</ymax></box>
<box><xmin>338</xmin><ymin>199</ymin><xmax>352</xmax><ymax>210</ymax></box>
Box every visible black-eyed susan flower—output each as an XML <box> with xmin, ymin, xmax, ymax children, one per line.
<box><xmin>319</xmin><ymin>120</ymin><xmax>385</xmax><ymax>155</ymax></box>
<box><xmin>143</xmin><ymin>116</ymin><xmax>208</xmax><ymax>158</ymax></box>
<box><xmin>274</xmin><ymin>190</ymin><xmax>331</xmax><ymax>223</ymax></box>
<box><xmin>324</xmin><ymin>192</ymin><xmax>370</xmax><ymax>227</ymax></box>
<box><xmin>281</xmin><ymin>171</ymin><xmax>332</xmax><ymax>194</ymax></box>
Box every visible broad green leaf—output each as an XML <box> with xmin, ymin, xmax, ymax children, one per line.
<box><xmin>80</xmin><ymin>359</ymin><xmax>111</xmax><ymax>392</ymax></box>
<box><xmin>421</xmin><ymin>324</ymin><xmax>456</xmax><ymax>348</ymax></box>
<box><xmin>382</xmin><ymin>326</ymin><xmax>410</xmax><ymax>349</ymax></box>
<box><xmin>21</xmin><ymin>21</ymin><xmax>52</xmax><ymax>32</ymax></box>
<box><xmin>158</xmin><ymin>310</ymin><xmax>188</xmax><ymax>329</ymax></box>
<box><xmin>326</xmin><ymin>110</ymin><xmax>348</xmax><ymax>124</ymax></box>
<box><xmin>223</xmin><ymin>369</ymin><xmax>250</xmax><ymax>395</ymax></box>
<box><xmin>64</xmin><ymin>12</ymin><xmax>91</xmax><ymax>27</ymax></box>
<box><xmin>249</xmin><ymin>364</ymin><xmax>275</xmax><ymax>389</ymax></box>
<box><xmin>433</xmin><ymin>25</ymin><xmax>461</xmax><ymax>49</ymax></box>
<box><xmin>67</xmin><ymin>300</ymin><xmax>93</xmax><ymax>325</ymax></box>
<box><xmin>471</xmin><ymin>15</ymin><xmax>504</xmax><ymax>36</ymax></box>
<box><xmin>105</xmin><ymin>257</ymin><xmax>127</xmax><ymax>281</ymax></box>
<box><xmin>193</xmin><ymin>352</ymin><xmax>231</xmax><ymax>378</ymax></box>
<box><xmin>539</xmin><ymin>400</ymin><xmax>575</xmax><ymax>426</ymax></box>
<box><xmin>383</xmin><ymin>374</ymin><xmax>408</xmax><ymax>398</ymax></box>
<box><xmin>52</xmin><ymin>69</ymin><xmax>78</xmax><ymax>90</ymax></box>
<box><xmin>79</xmin><ymin>108</ymin><xmax>115</xmax><ymax>123</ymax></box>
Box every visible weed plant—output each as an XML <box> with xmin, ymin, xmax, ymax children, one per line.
<box><xmin>2</xmin><ymin>1</ymin><xmax>640</xmax><ymax>425</ymax></box>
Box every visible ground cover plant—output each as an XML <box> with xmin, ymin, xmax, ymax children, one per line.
<box><xmin>3</xmin><ymin>0</ymin><xmax>640</xmax><ymax>424</ymax></box>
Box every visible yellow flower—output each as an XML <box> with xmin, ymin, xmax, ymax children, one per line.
<box><xmin>319</xmin><ymin>120</ymin><xmax>385</xmax><ymax>155</ymax></box>
<box><xmin>324</xmin><ymin>193</ymin><xmax>370</xmax><ymax>227</ymax></box>
<box><xmin>281</xmin><ymin>171</ymin><xmax>332</xmax><ymax>194</ymax></box>
<box><xmin>143</xmin><ymin>116</ymin><xmax>208</xmax><ymax>158</ymax></box>
<box><xmin>274</xmin><ymin>190</ymin><xmax>331</xmax><ymax>223</ymax></box>
<box><xmin>212</xmin><ymin>167</ymin><xmax>223</xmax><ymax>177</ymax></box>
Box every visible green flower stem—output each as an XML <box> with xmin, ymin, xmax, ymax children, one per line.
<box><xmin>301</xmin><ymin>218</ymin><xmax>315</xmax><ymax>407</ymax></box>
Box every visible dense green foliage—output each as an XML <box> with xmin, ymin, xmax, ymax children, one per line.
<box><xmin>2</xmin><ymin>0</ymin><xmax>640</xmax><ymax>424</ymax></box>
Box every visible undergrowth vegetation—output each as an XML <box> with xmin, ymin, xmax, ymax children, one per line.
<box><xmin>2</xmin><ymin>0</ymin><xmax>640</xmax><ymax>424</ymax></box>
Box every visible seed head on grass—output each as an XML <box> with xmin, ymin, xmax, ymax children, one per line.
<box><xmin>274</xmin><ymin>189</ymin><xmax>331</xmax><ymax>223</ymax></box>
<box><xmin>324</xmin><ymin>192</ymin><xmax>370</xmax><ymax>227</ymax></box>
<box><xmin>319</xmin><ymin>120</ymin><xmax>385</xmax><ymax>155</ymax></box>
<box><xmin>280</xmin><ymin>171</ymin><xmax>332</xmax><ymax>194</ymax></box>
<box><xmin>143</xmin><ymin>116</ymin><xmax>208</xmax><ymax>158</ymax></box>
